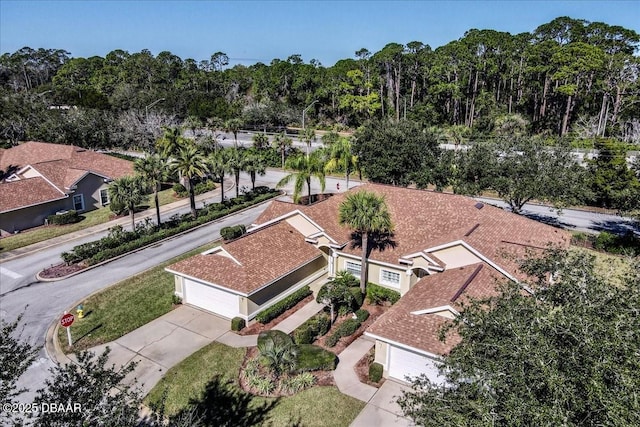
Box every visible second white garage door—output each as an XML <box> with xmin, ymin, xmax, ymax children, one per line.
<box><xmin>388</xmin><ymin>345</ymin><xmax>444</xmax><ymax>384</ymax></box>
<box><xmin>183</xmin><ymin>279</ymin><xmax>239</xmax><ymax>319</ymax></box>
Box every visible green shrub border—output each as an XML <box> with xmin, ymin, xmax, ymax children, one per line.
<box><xmin>366</xmin><ymin>283</ymin><xmax>401</xmax><ymax>305</ymax></box>
<box><xmin>231</xmin><ymin>316</ymin><xmax>246</xmax><ymax>331</ymax></box>
<box><xmin>325</xmin><ymin>310</ymin><xmax>369</xmax><ymax>348</ymax></box>
<box><xmin>293</xmin><ymin>313</ymin><xmax>330</xmax><ymax>345</ymax></box>
<box><xmin>369</xmin><ymin>362</ymin><xmax>383</xmax><ymax>382</ymax></box>
<box><xmin>255</xmin><ymin>286</ymin><xmax>312</xmax><ymax>324</ymax></box>
<box><xmin>47</xmin><ymin>210</ymin><xmax>80</xmax><ymax>225</ymax></box>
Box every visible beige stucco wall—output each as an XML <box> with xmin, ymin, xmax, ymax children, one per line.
<box><xmin>431</xmin><ymin>245</ymin><xmax>482</xmax><ymax>269</ymax></box>
<box><xmin>0</xmin><ymin>197</ymin><xmax>70</xmax><ymax>236</ymax></box>
<box><xmin>336</xmin><ymin>256</ymin><xmax>407</xmax><ymax>293</ymax></box>
<box><xmin>285</xmin><ymin>214</ymin><xmax>321</xmax><ymax>236</ymax></box>
<box><xmin>174</xmin><ymin>275</ymin><xmax>184</xmax><ymax>297</ymax></box>
<box><xmin>244</xmin><ymin>256</ymin><xmax>325</xmax><ymax>317</ymax></box>
<box><xmin>374</xmin><ymin>340</ymin><xmax>389</xmax><ymax>368</ymax></box>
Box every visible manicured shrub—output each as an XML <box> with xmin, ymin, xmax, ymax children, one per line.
<box><xmin>295</xmin><ymin>344</ymin><xmax>337</xmax><ymax>372</ymax></box>
<box><xmin>325</xmin><ymin>318</ymin><xmax>363</xmax><ymax>348</ymax></box>
<box><xmin>293</xmin><ymin>326</ymin><xmax>314</xmax><ymax>345</ymax></box>
<box><xmin>325</xmin><ymin>333</ymin><xmax>340</xmax><ymax>348</ymax></box>
<box><xmin>231</xmin><ymin>316</ymin><xmax>246</xmax><ymax>331</ymax></box>
<box><xmin>366</xmin><ymin>283</ymin><xmax>401</xmax><ymax>305</ymax></box>
<box><xmin>369</xmin><ymin>362</ymin><xmax>383</xmax><ymax>383</ymax></box>
<box><xmin>172</xmin><ymin>183</ymin><xmax>188</xmax><ymax>197</ymax></box>
<box><xmin>349</xmin><ymin>287</ymin><xmax>364</xmax><ymax>309</ymax></box>
<box><xmin>355</xmin><ymin>309</ymin><xmax>370</xmax><ymax>323</ymax></box>
<box><xmin>293</xmin><ymin>313</ymin><xmax>331</xmax><ymax>345</ymax></box>
<box><xmin>255</xmin><ymin>286</ymin><xmax>312</xmax><ymax>324</ymax></box>
<box><xmin>47</xmin><ymin>210</ymin><xmax>80</xmax><ymax>225</ymax></box>
<box><xmin>193</xmin><ymin>180</ymin><xmax>216</xmax><ymax>195</ymax></box>
<box><xmin>220</xmin><ymin>224</ymin><xmax>246</xmax><ymax>241</ymax></box>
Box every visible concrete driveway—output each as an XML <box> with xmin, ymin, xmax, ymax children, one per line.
<box><xmin>351</xmin><ymin>380</ymin><xmax>413</xmax><ymax>426</ymax></box>
<box><xmin>68</xmin><ymin>306</ymin><xmax>229</xmax><ymax>396</ymax></box>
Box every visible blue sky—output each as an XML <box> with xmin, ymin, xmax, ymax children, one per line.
<box><xmin>1</xmin><ymin>1</ymin><xmax>639</xmax><ymax>66</ymax></box>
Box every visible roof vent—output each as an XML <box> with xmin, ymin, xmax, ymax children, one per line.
<box><xmin>474</xmin><ymin>202</ymin><xmax>484</xmax><ymax>209</ymax></box>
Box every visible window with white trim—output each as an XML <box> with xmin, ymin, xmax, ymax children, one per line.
<box><xmin>345</xmin><ymin>261</ymin><xmax>361</xmax><ymax>278</ymax></box>
<box><xmin>72</xmin><ymin>194</ymin><xmax>85</xmax><ymax>211</ymax></box>
<box><xmin>380</xmin><ymin>269</ymin><xmax>401</xmax><ymax>287</ymax></box>
<box><xmin>100</xmin><ymin>189</ymin><xmax>109</xmax><ymax>206</ymax></box>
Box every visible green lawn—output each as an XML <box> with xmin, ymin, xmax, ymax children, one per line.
<box><xmin>57</xmin><ymin>241</ymin><xmax>218</xmax><ymax>353</ymax></box>
<box><xmin>145</xmin><ymin>342</ymin><xmax>365</xmax><ymax>427</ymax></box>
<box><xmin>569</xmin><ymin>246</ymin><xmax>636</xmax><ymax>287</ymax></box>
<box><xmin>0</xmin><ymin>188</ymin><xmax>180</xmax><ymax>254</ymax></box>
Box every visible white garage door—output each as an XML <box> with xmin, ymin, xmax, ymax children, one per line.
<box><xmin>184</xmin><ymin>279</ymin><xmax>239</xmax><ymax>319</ymax></box>
<box><xmin>388</xmin><ymin>345</ymin><xmax>444</xmax><ymax>384</ymax></box>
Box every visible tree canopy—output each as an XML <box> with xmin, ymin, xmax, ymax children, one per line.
<box><xmin>398</xmin><ymin>250</ymin><xmax>640</xmax><ymax>426</ymax></box>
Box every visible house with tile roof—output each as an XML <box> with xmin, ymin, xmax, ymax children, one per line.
<box><xmin>166</xmin><ymin>183</ymin><xmax>569</xmax><ymax>383</ymax></box>
<box><xmin>0</xmin><ymin>141</ymin><xmax>134</xmax><ymax>236</ymax></box>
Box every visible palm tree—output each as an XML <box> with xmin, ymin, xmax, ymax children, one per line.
<box><xmin>226</xmin><ymin>147</ymin><xmax>246</xmax><ymax>198</ymax></box>
<box><xmin>301</xmin><ymin>127</ymin><xmax>316</xmax><ymax>157</ymax></box>
<box><xmin>156</xmin><ymin>126</ymin><xmax>186</xmax><ymax>158</ymax></box>
<box><xmin>324</xmin><ymin>136</ymin><xmax>358</xmax><ymax>190</ymax></box>
<box><xmin>207</xmin><ymin>149</ymin><xmax>232</xmax><ymax>203</ymax></box>
<box><xmin>243</xmin><ymin>149</ymin><xmax>267</xmax><ymax>190</ymax></box>
<box><xmin>277</xmin><ymin>151</ymin><xmax>326</xmax><ymax>204</ymax></box>
<box><xmin>272</xmin><ymin>132</ymin><xmax>293</xmax><ymax>169</ymax></box>
<box><xmin>134</xmin><ymin>154</ymin><xmax>170</xmax><ymax>227</ymax></box>
<box><xmin>108</xmin><ymin>176</ymin><xmax>149</xmax><ymax>231</ymax></box>
<box><xmin>172</xmin><ymin>144</ymin><xmax>208</xmax><ymax>218</ymax></box>
<box><xmin>252</xmin><ymin>132</ymin><xmax>270</xmax><ymax>151</ymax></box>
<box><xmin>338</xmin><ymin>191</ymin><xmax>394</xmax><ymax>294</ymax></box>
<box><xmin>224</xmin><ymin>118</ymin><xmax>243</xmax><ymax>148</ymax></box>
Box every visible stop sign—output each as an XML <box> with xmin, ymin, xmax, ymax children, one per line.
<box><xmin>60</xmin><ymin>313</ymin><xmax>75</xmax><ymax>328</ymax></box>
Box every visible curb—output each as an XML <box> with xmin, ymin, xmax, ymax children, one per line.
<box><xmin>35</xmin><ymin>192</ymin><xmax>281</xmax><ymax>282</ymax></box>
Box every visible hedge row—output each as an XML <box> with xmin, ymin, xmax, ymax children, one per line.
<box><xmin>172</xmin><ymin>180</ymin><xmax>217</xmax><ymax>198</ymax></box>
<box><xmin>325</xmin><ymin>309</ymin><xmax>369</xmax><ymax>347</ymax></box>
<box><xmin>46</xmin><ymin>210</ymin><xmax>80</xmax><ymax>225</ymax></box>
<box><xmin>255</xmin><ymin>286</ymin><xmax>312</xmax><ymax>324</ymax></box>
<box><xmin>293</xmin><ymin>313</ymin><xmax>330</xmax><ymax>345</ymax></box>
<box><xmin>295</xmin><ymin>344</ymin><xmax>338</xmax><ymax>372</ymax></box>
<box><xmin>61</xmin><ymin>188</ymin><xmax>279</xmax><ymax>265</ymax></box>
<box><xmin>366</xmin><ymin>283</ymin><xmax>401</xmax><ymax>305</ymax></box>
<box><xmin>231</xmin><ymin>317</ymin><xmax>246</xmax><ymax>331</ymax></box>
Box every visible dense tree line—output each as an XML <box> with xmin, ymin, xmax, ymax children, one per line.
<box><xmin>1</xmin><ymin>17</ymin><xmax>639</xmax><ymax>148</ymax></box>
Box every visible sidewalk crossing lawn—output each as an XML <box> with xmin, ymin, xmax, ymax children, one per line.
<box><xmin>145</xmin><ymin>342</ymin><xmax>365</xmax><ymax>427</ymax></box>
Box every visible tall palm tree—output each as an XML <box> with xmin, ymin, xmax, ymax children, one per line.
<box><xmin>338</xmin><ymin>191</ymin><xmax>394</xmax><ymax>294</ymax></box>
<box><xmin>272</xmin><ymin>132</ymin><xmax>293</xmax><ymax>170</ymax></box>
<box><xmin>252</xmin><ymin>132</ymin><xmax>270</xmax><ymax>151</ymax></box>
<box><xmin>134</xmin><ymin>154</ymin><xmax>170</xmax><ymax>227</ymax></box>
<box><xmin>277</xmin><ymin>151</ymin><xmax>326</xmax><ymax>204</ymax></box>
<box><xmin>224</xmin><ymin>118</ymin><xmax>243</xmax><ymax>148</ymax></box>
<box><xmin>301</xmin><ymin>127</ymin><xmax>316</xmax><ymax>157</ymax></box>
<box><xmin>243</xmin><ymin>149</ymin><xmax>267</xmax><ymax>190</ymax></box>
<box><xmin>172</xmin><ymin>144</ymin><xmax>208</xmax><ymax>218</ymax></box>
<box><xmin>108</xmin><ymin>176</ymin><xmax>149</xmax><ymax>231</ymax></box>
<box><xmin>156</xmin><ymin>126</ymin><xmax>186</xmax><ymax>158</ymax></box>
<box><xmin>207</xmin><ymin>149</ymin><xmax>232</xmax><ymax>203</ymax></box>
<box><xmin>324</xmin><ymin>136</ymin><xmax>358</xmax><ymax>190</ymax></box>
<box><xmin>226</xmin><ymin>147</ymin><xmax>247</xmax><ymax>198</ymax></box>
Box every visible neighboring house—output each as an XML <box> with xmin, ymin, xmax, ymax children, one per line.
<box><xmin>0</xmin><ymin>141</ymin><xmax>133</xmax><ymax>236</ymax></box>
<box><xmin>166</xmin><ymin>183</ymin><xmax>569</xmax><ymax>382</ymax></box>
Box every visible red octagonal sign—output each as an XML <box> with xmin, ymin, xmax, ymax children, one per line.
<box><xmin>61</xmin><ymin>313</ymin><xmax>75</xmax><ymax>328</ymax></box>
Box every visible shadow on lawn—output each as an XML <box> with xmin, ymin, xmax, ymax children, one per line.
<box><xmin>148</xmin><ymin>376</ymin><xmax>298</xmax><ymax>427</ymax></box>
<box><xmin>71</xmin><ymin>322</ymin><xmax>102</xmax><ymax>345</ymax></box>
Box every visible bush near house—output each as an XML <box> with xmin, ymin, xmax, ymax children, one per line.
<box><xmin>366</xmin><ymin>283</ymin><xmax>401</xmax><ymax>305</ymax></box>
<box><xmin>255</xmin><ymin>286</ymin><xmax>312</xmax><ymax>324</ymax></box>
<box><xmin>293</xmin><ymin>313</ymin><xmax>331</xmax><ymax>345</ymax></box>
<box><xmin>296</xmin><ymin>344</ymin><xmax>338</xmax><ymax>372</ymax></box>
<box><xmin>325</xmin><ymin>311</ymin><xmax>369</xmax><ymax>348</ymax></box>
<box><xmin>46</xmin><ymin>210</ymin><xmax>80</xmax><ymax>225</ymax></box>
<box><xmin>369</xmin><ymin>362</ymin><xmax>383</xmax><ymax>383</ymax></box>
<box><xmin>594</xmin><ymin>231</ymin><xmax>640</xmax><ymax>256</ymax></box>
<box><xmin>231</xmin><ymin>317</ymin><xmax>246</xmax><ymax>331</ymax></box>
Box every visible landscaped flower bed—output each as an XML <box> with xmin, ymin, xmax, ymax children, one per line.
<box><xmin>40</xmin><ymin>187</ymin><xmax>280</xmax><ymax>278</ymax></box>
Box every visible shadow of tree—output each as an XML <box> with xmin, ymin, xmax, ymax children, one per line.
<box><xmin>152</xmin><ymin>376</ymin><xmax>280</xmax><ymax>427</ymax></box>
<box><xmin>349</xmin><ymin>231</ymin><xmax>397</xmax><ymax>257</ymax></box>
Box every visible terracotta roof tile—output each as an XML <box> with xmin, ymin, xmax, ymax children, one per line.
<box><xmin>367</xmin><ymin>263</ymin><xmax>505</xmax><ymax>355</ymax></box>
<box><xmin>167</xmin><ymin>221</ymin><xmax>323</xmax><ymax>294</ymax></box>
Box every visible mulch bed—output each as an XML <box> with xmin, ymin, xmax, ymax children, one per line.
<box><xmin>354</xmin><ymin>347</ymin><xmax>385</xmax><ymax>388</ymax></box>
<box><xmin>239</xmin><ymin>294</ymin><xmax>314</xmax><ymax>335</ymax></box>
<box><xmin>315</xmin><ymin>302</ymin><xmax>387</xmax><ymax>355</ymax></box>
<box><xmin>39</xmin><ymin>262</ymin><xmax>86</xmax><ymax>278</ymax></box>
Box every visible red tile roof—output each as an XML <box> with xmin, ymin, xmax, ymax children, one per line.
<box><xmin>0</xmin><ymin>177</ymin><xmax>67</xmax><ymax>213</ymax></box>
<box><xmin>367</xmin><ymin>263</ymin><xmax>505</xmax><ymax>355</ymax></box>
<box><xmin>166</xmin><ymin>221</ymin><xmax>323</xmax><ymax>295</ymax></box>
<box><xmin>0</xmin><ymin>142</ymin><xmax>133</xmax><ymax>210</ymax></box>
